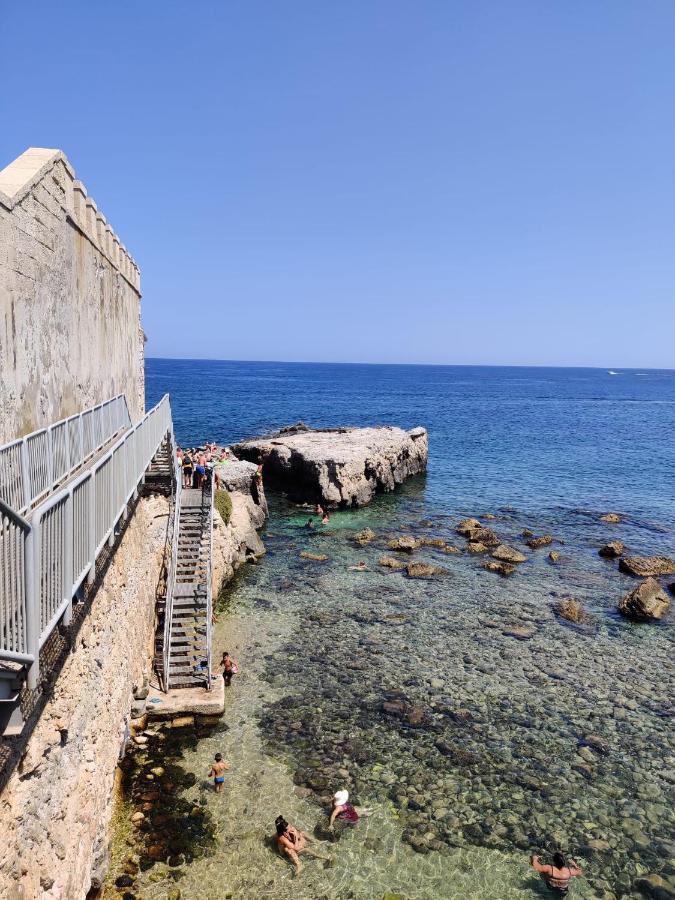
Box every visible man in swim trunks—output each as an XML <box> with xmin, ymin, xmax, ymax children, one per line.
<box><xmin>531</xmin><ymin>851</ymin><xmax>582</xmax><ymax>894</ymax></box>
<box><xmin>209</xmin><ymin>752</ymin><xmax>230</xmax><ymax>793</ymax></box>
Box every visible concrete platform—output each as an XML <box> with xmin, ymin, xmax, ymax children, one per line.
<box><xmin>145</xmin><ymin>676</ymin><xmax>224</xmax><ymax>721</ymax></box>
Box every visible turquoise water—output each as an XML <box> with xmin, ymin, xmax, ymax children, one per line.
<box><xmin>107</xmin><ymin>361</ymin><xmax>675</xmax><ymax>898</ymax></box>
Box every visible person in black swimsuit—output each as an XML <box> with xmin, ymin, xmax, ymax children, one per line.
<box><xmin>531</xmin><ymin>851</ymin><xmax>582</xmax><ymax>894</ymax></box>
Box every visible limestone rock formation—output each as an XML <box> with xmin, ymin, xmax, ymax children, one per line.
<box><xmin>484</xmin><ymin>560</ymin><xmax>516</xmax><ymax>576</ymax></box>
<box><xmin>618</xmin><ymin>578</ymin><xmax>670</xmax><ymax>621</ymax></box>
<box><xmin>300</xmin><ymin>551</ymin><xmax>329</xmax><ymax>562</ymax></box>
<box><xmin>548</xmin><ymin>551</ymin><xmax>561</xmax><ymax>563</ymax></box>
<box><xmin>464</xmin><ymin>526</ymin><xmax>499</xmax><ymax>547</ymax></box>
<box><xmin>456</xmin><ymin>518</ymin><xmax>482</xmax><ymax>535</ymax></box>
<box><xmin>619</xmin><ymin>556</ymin><xmax>675</xmax><ymax>577</ymax></box>
<box><xmin>555</xmin><ymin>599</ymin><xmax>586</xmax><ymax>623</ymax></box>
<box><xmin>232</xmin><ymin>424</ymin><xmax>428</xmax><ymax>508</ymax></box>
<box><xmin>600</xmin><ymin>513</ymin><xmax>622</xmax><ymax>523</ymax></box>
<box><xmin>352</xmin><ymin>528</ymin><xmax>376</xmax><ymax>545</ymax></box>
<box><xmin>379</xmin><ymin>556</ymin><xmax>407</xmax><ymax>570</ymax></box>
<box><xmin>406</xmin><ymin>562</ymin><xmax>445</xmax><ymax>578</ymax></box>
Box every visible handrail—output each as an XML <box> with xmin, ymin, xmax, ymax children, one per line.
<box><xmin>0</xmin><ymin>395</ymin><xmax>173</xmax><ymax>689</ymax></box>
<box><xmin>162</xmin><ymin>434</ymin><xmax>182</xmax><ymax>691</ymax></box>
<box><xmin>205</xmin><ymin>474</ymin><xmax>214</xmax><ymax>691</ymax></box>
<box><xmin>0</xmin><ymin>395</ymin><xmax>131</xmax><ymax>515</ymax></box>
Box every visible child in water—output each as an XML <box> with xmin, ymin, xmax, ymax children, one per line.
<box><xmin>209</xmin><ymin>753</ymin><xmax>230</xmax><ymax>793</ymax></box>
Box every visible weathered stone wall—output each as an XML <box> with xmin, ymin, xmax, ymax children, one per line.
<box><xmin>0</xmin><ymin>148</ymin><xmax>144</xmax><ymax>443</ymax></box>
<box><xmin>0</xmin><ymin>495</ymin><xmax>168</xmax><ymax>899</ymax></box>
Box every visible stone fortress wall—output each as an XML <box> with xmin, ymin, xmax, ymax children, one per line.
<box><xmin>0</xmin><ymin>148</ymin><xmax>144</xmax><ymax>444</ymax></box>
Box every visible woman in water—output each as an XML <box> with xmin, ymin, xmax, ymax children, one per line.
<box><xmin>531</xmin><ymin>851</ymin><xmax>583</xmax><ymax>894</ymax></box>
<box><xmin>275</xmin><ymin>816</ymin><xmax>328</xmax><ymax>875</ymax></box>
<box><xmin>328</xmin><ymin>789</ymin><xmax>373</xmax><ymax>830</ymax></box>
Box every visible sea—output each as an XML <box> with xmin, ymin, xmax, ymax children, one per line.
<box><xmin>105</xmin><ymin>360</ymin><xmax>675</xmax><ymax>900</ymax></box>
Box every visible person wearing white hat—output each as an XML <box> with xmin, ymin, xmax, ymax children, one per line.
<box><xmin>329</xmin><ymin>789</ymin><xmax>373</xmax><ymax>829</ymax></box>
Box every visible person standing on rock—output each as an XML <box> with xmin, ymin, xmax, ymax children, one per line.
<box><xmin>531</xmin><ymin>851</ymin><xmax>582</xmax><ymax>894</ymax></box>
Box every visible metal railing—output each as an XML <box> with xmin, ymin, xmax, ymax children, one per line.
<box><xmin>0</xmin><ymin>396</ymin><xmax>131</xmax><ymax>515</ymax></box>
<box><xmin>161</xmin><ymin>436</ymin><xmax>182</xmax><ymax>691</ymax></box>
<box><xmin>0</xmin><ymin>395</ymin><xmax>173</xmax><ymax>689</ymax></box>
<box><xmin>205</xmin><ymin>474</ymin><xmax>214</xmax><ymax>692</ymax></box>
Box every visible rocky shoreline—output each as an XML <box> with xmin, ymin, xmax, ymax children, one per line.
<box><xmin>233</xmin><ymin>422</ymin><xmax>428</xmax><ymax>508</ymax></box>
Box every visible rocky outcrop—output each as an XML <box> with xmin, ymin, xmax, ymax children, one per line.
<box><xmin>599</xmin><ymin>541</ymin><xmax>625</xmax><ymax>558</ymax></box>
<box><xmin>379</xmin><ymin>556</ymin><xmax>407</xmax><ymax>570</ymax></box>
<box><xmin>619</xmin><ymin>556</ymin><xmax>675</xmax><ymax>577</ymax></box>
<box><xmin>211</xmin><ymin>473</ymin><xmax>267</xmax><ymax>589</ymax></box>
<box><xmin>232</xmin><ymin>424</ymin><xmax>428</xmax><ymax>508</ymax></box>
<box><xmin>0</xmin><ymin>496</ymin><xmax>169</xmax><ymax>900</ymax></box>
<box><xmin>600</xmin><ymin>513</ymin><xmax>622</xmax><ymax>523</ymax></box>
<box><xmin>491</xmin><ymin>545</ymin><xmax>526</xmax><ymax>564</ymax></box>
<box><xmin>352</xmin><ymin>528</ymin><xmax>376</xmax><ymax>545</ymax></box>
<box><xmin>618</xmin><ymin>578</ymin><xmax>670</xmax><ymax>621</ymax></box>
<box><xmin>484</xmin><ymin>560</ymin><xmax>516</xmax><ymax>576</ymax></box>
<box><xmin>555</xmin><ymin>598</ymin><xmax>586</xmax><ymax>623</ymax></box>
<box><xmin>406</xmin><ymin>562</ymin><xmax>445</xmax><ymax>578</ymax></box>
<box><xmin>526</xmin><ymin>534</ymin><xmax>553</xmax><ymax>549</ymax></box>
<box><xmin>388</xmin><ymin>535</ymin><xmax>418</xmax><ymax>552</ymax></box>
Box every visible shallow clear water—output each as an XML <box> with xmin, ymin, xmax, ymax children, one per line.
<box><xmin>105</xmin><ymin>362</ymin><xmax>675</xmax><ymax>898</ymax></box>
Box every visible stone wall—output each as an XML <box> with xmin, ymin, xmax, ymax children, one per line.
<box><xmin>0</xmin><ymin>148</ymin><xmax>144</xmax><ymax>443</ymax></box>
<box><xmin>0</xmin><ymin>495</ymin><xmax>168</xmax><ymax>899</ymax></box>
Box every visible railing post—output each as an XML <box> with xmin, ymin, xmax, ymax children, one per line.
<box><xmin>24</xmin><ymin>523</ymin><xmax>40</xmax><ymax>689</ymax></box>
<box><xmin>46</xmin><ymin>426</ymin><xmax>54</xmax><ymax>488</ymax></box>
<box><xmin>87</xmin><ymin>470</ymin><xmax>96</xmax><ymax>586</ymax></box>
<box><xmin>20</xmin><ymin>439</ymin><xmax>31</xmax><ymax>510</ymax></box>
<box><xmin>62</xmin><ymin>492</ymin><xmax>74</xmax><ymax>626</ymax></box>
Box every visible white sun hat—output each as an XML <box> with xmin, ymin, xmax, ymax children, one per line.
<box><xmin>333</xmin><ymin>789</ymin><xmax>349</xmax><ymax>806</ymax></box>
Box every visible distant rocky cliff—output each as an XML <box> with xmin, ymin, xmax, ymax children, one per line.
<box><xmin>233</xmin><ymin>423</ymin><xmax>428</xmax><ymax>507</ymax></box>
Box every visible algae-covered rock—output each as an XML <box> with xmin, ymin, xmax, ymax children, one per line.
<box><xmin>555</xmin><ymin>599</ymin><xmax>586</xmax><ymax>623</ymax></box>
<box><xmin>548</xmin><ymin>550</ymin><xmax>561</xmax><ymax>563</ymax></box>
<box><xmin>526</xmin><ymin>534</ymin><xmax>553</xmax><ymax>549</ymax></box>
<box><xmin>456</xmin><ymin>518</ymin><xmax>482</xmax><ymax>535</ymax></box>
<box><xmin>353</xmin><ymin>528</ymin><xmax>376</xmax><ymax>545</ymax></box>
<box><xmin>599</xmin><ymin>541</ymin><xmax>625</xmax><ymax>558</ymax></box>
<box><xmin>464</xmin><ymin>526</ymin><xmax>499</xmax><ymax>547</ymax></box>
<box><xmin>378</xmin><ymin>556</ymin><xmax>407</xmax><ymax>570</ymax></box>
<box><xmin>300</xmin><ymin>551</ymin><xmax>329</xmax><ymax>562</ymax></box>
<box><xmin>406</xmin><ymin>562</ymin><xmax>444</xmax><ymax>578</ymax></box>
<box><xmin>600</xmin><ymin>512</ymin><xmax>622</xmax><ymax>523</ymax></box>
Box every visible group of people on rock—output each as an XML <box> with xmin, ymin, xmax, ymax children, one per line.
<box><xmin>177</xmin><ymin>444</ymin><xmax>231</xmax><ymax>489</ymax></box>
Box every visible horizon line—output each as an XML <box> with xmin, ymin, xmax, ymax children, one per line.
<box><xmin>145</xmin><ymin>356</ymin><xmax>675</xmax><ymax>372</ymax></box>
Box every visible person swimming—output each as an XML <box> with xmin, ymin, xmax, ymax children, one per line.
<box><xmin>531</xmin><ymin>851</ymin><xmax>582</xmax><ymax>894</ymax></box>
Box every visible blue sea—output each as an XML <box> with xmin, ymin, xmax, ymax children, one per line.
<box><xmin>114</xmin><ymin>359</ymin><xmax>675</xmax><ymax>899</ymax></box>
<box><xmin>147</xmin><ymin>359</ymin><xmax>675</xmax><ymax>525</ymax></box>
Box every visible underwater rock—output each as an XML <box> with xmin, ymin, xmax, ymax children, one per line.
<box><xmin>600</xmin><ymin>513</ymin><xmax>622</xmax><ymax>523</ymax></box>
<box><xmin>353</xmin><ymin>528</ymin><xmax>377</xmax><ymax>545</ymax></box>
<box><xmin>548</xmin><ymin>550</ymin><xmax>561</xmax><ymax>563</ymax></box>
<box><xmin>491</xmin><ymin>545</ymin><xmax>526</xmax><ymax>564</ymax></box>
<box><xmin>456</xmin><ymin>518</ymin><xmax>482</xmax><ymax>535</ymax></box>
<box><xmin>464</xmin><ymin>526</ymin><xmax>500</xmax><ymax>547</ymax></box>
<box><xmin>442</xmin><ymin>544</ymin><xmax>461</xmax><ymax>554</ymax></box>
<box><xmin>483</xmin><ymin>561</ymin><xmax>516</xmax><ymax>576</ymax></box>
<box><xmin>555</xmin><ymin>599</ymin><xmax>586</xmax><ymax>623</ymax></box>
<box><xmin>418</xmin><ymin>536</ymin><xmax>446</xmax><ymax>548</ymax></box>
<box><xmin>599</xmin><ymin>541</ymin><xmax>625</xmax><ymax>558</ymax></box>
<box><xmin>406</xmin><ymin>562</ymin><xmax>445</xmax><ymax>578</ymax></box>
<box><xmin>501</xmin><ymin>624</ymin><xmax>536</xmax><ymax>640</ymax></box>
<box><xmin>299</xmin><ymin>551</ymin><xmax>329</xmax><ymax>562</ymax></box>
<box><xmin>619</xmin><ymin>556</ymin><xmax>675</xmax><ymax>577</ymax></box>
<box><xmin>233</xmin><ymin>424</ymin><xmax>428</xmax><ymax>507</ymax></box>
<box><xmin>467</xmin><ymin>542</ymin><xmax>487</xmax><ymax>554</ymax></box>
<box><xmin>526</xmin><ymin>534</ymin><xmax>553</xmax><ymax>549</ymax></box>
<box><xmin>378</xmin><ymin>556</ymin><xmax>407</xmax><ymax>570</ymax></box>
<box><xmin>388</xmin><ymin>535</ymin><xmax>418</xmax><ymax>552</ymax></box>
<box><xmin>618</xmin><ymin>578</ymin><xmax>670</xmax><ymax>621</ymax></box>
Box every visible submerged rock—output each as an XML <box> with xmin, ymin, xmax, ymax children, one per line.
<box><xmin>526</xmin><ymin>534</ymin><xmax>553</xmax><ymax>549</ymax></box>
<box><xmin>388</xmin><ymin>535</ymin><xmax>419</xmax><ymax>553</ymax></box>
<box><xmin>491</xmin><ymin>545</ymin><xmax>526</xmax><ymax>564</ymax></box>
<box><xmin>483</xmin><ymin>560</ymin><xmax>516</xmax><ymax>577</ymax></box>
<box><xmin>299</xmin><ymin>551</ymin><xmax>329</xmax><ymax>562</ymax></box>
<box><xmin>618</xmin><ymin>578</ymin><xmax>670</xmax><ymax>621</ymax></box>
<box><xmin>442</xmin><ymin>544</ymin><xmax>461</xmax><ymax>554</ymax></box>
<box><xmin>464</xmin><ymin>527</ymin><xmax>500</xmax><ymax>547</ymax></box>
<box><xmin>352</xmin><ymin>528</ymin><xmax>376</xmax><ymax>545</ymax></box>
<box><xmin>548</xmin><ymin>550</ymin><xmax>561</xmax><ymax>563</ymax></box>
<box><xmin>619</xmin><ymin>556</ymin><xmax>675</xmax><ymax>577</ymax></box>
<box><xmin>599</xmin><ymin>541</ymin><xmax>625</xmax><ymax>558</ymax></box>
<box><xmin>456</xmin><ymin>518</ymin><xmax>482</xmax><ymax>535</ymax></box>
<box><xmin>233</xmin><ymin>424</ymin><xmax>428</xmax><ymax>508</ymax></box>
<box><xmin>378</xmin><ymin>556</ymin><xmax>407</xmax><ymax>570</ymax></box>
<box><xmin>418</xmin><ymin>536</ymin><xmax>446</xmax><ymax>548</ymax></box>
<box><xmin>406</xmin><ymin>562</ymin><xmax>444</xmax><ymax>578</ymax></box>
<box><xmin>600</xmin><ymin>512</ymin><xmax>622</xmax><ymax>523</ymax></box>
<box><xmin>467</xmin><ymin>542</ymin><xmax>487</xmax><ymax>554</ymax></box>
<box><xmin>555</xmin><ymin>598</ymin><xmax>586</xmax><ymax>623</ymax></box>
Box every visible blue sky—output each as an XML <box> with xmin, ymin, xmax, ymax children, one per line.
<box><xmin>2</xmin><ymin>2</ymin><xmax>674</xmax><ymax>367</ymax></box>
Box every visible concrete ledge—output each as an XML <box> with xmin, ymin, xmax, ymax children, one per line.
<box><xmin>144</xmin><ymin>677</ymin><xmax>225</xmax><ymax>721</ymax></box>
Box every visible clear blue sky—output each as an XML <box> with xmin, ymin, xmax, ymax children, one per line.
<box><xmin>2</xmin><ymin>2</ymin><xmax>674</xmax><ymax>367</ymax></box>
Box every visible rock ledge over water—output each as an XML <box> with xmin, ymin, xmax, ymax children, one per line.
<box><xmin>233</xmin><ymin>423</ymin><xmax>428</xmax><ymax>508</ymax></box>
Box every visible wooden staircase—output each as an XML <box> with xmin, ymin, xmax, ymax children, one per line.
<box><xmin>164</xmin><ymin>487</ymin><xmax>213</xmax><ymax>688</ymax></box>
